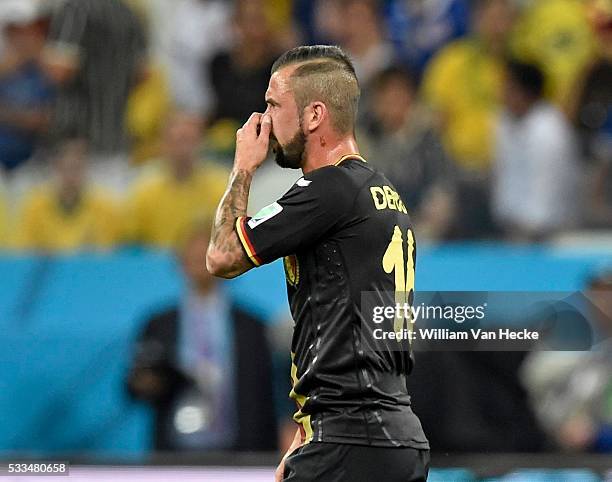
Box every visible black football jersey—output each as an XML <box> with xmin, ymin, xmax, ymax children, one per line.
<box><xmin>235</xmin><ymin>154</ymin><xmax>429</xmax><ymax>448</ymax></box>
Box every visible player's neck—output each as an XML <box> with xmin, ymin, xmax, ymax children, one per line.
<box><xmin>301</xmin><ymin>136</ymin><xmax>360</xmax><ymax>174</ymax></box>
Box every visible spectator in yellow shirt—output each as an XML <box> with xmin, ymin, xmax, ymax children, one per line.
<box><xmin>126</xmin><ymin>112</ymin><xmax>228</xmax><ymax>248</ymax></box>
<box><xmin>511</xmin><ymin>0</ymin><xmax>596</xmax><ymax>110</ymax></box>
<box><xmin>126</xmin><ymin>64</ymin><xmax>171</xmax><ymax>165</ymax></box>
<box><xmin>15</xmin><ymin>139</ymin><xmax>122</xmax><ymax>252</ymax></box>
<box><xmin>422</xmin><ymin>0</ymin><xmax>517</xmax><ymax>172</ymax></box>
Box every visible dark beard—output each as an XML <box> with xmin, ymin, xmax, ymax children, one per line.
<box><xmin>272</xmin><ymin>129</ymin><xmax>306</xmax><ymax>169</ymax></box>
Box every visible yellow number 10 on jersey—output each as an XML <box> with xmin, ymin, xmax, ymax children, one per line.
<box><xmin>382</xmin><ymin>226</ymin><xmax>415</xmax><ymax>333</ymax></box>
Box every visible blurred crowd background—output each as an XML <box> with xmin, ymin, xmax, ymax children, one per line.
<box><xmin>1</xmin><ymin>0</ymin><xmax>612</xmax><ymax>474</ymax></box>
<box><xmin>0</xmin><ymin>0</ymin><xmax>611</xmax><ymax>249</ymax></box>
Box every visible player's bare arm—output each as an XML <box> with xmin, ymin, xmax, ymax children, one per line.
<box><xmin>206</xmin><ymin>112</ymin><xmax>272</xmax><ymax>278</ymax></box>
<box><xmin>206</xmin><ymin>168</ymin><xmax>253</xmax><ymax>278</ymax></box>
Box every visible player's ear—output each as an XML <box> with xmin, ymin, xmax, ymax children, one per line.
<box><xmin>304</xmin><ymin>101</ymin><xmax>326</xmax><ymax>132</ymax></box>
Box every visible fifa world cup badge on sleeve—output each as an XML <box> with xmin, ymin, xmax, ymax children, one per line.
<box><xmin>248</xmin><ymin>202</ymin><xmax>283</xmax><ymax>229</ymax></box>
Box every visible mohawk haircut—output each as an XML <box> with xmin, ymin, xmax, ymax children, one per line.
<box><xmin>271</xmin><ymin>45</ymin><xmax>360</xmax><ymax>135</ymax></box>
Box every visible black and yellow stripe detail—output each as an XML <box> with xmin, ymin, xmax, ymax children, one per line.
<box><xmin>289</xmin><ymin>352</ymin><xmax>313</xmax><ymax>443</ymax></box>
<box><xmin>235</xmin><ymin>216</ymin><xmax>263</xmax><ymax>266</ymax></box>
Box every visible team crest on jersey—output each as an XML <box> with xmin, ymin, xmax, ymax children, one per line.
<box><xmin>284</xmin><ymin>255</ymin><xmax>300</xmax><ymax>287</ymax></box>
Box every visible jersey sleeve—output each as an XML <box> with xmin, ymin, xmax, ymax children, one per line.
<box><xmin>235</xmin><ymin>166</ymin><xmax>353</xmax><ymax>266</ymax></box>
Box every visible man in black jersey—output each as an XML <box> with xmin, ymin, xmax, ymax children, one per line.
<box><xmin>207</xmin><ymin>45</ymin><xmax>429</xmax><ymax>482</ymax></box>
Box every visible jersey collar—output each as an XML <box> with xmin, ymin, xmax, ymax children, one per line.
<box><xmin>334</xmin><ymin>154</ymin><xmax>367</xmax><ymax>166</ymax></box>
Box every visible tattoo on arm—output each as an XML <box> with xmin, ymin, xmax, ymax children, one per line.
<box><xmin>208</xmin><ymin>169</ymin><xmax>253</xmax><ymax>276</ymax></box>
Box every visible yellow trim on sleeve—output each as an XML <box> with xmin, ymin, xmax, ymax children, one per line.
<box><xmin>235</xmin><ymin>216</ymin><xmax>262</xmax><ymax>267</ymax></box>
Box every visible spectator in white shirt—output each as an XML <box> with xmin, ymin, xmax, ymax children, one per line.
<box><xmin>492</xmin><ymin>59</ymin><xmax>581</xmax><ymax>242</ymax></box>
<box><xmin>164</xmin><ymin>0</ymin><xmax>231</xmax><ymax>118</ymax></box>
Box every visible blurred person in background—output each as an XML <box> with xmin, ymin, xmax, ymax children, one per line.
<box><xmin>521</xmin><ymin>269</ymin><xmax>612</xmax><ymax>452</ymax></box>
<box><xmin>570</xmin><ymin>0</ymin><xmax>612</xmax><ymax>228</ymax></box>
<box><xmin>125</xmin><ymin>112</ymin><xmax>228</xmax><ymax>249</ymax></box>
<box><xmin>205</xmin><ymin>0</ymin><xmax>282</xmax><ymax>159</ymax></box>
<box><xmin>165</xmin><ymin>0</ymin><xmax>232</xmax><ymax>118</ymax></box>
<box><xmin>125</xmin><ymin>60</ymin><xmax>171</xmax><ymax>165</ymax></box>
<box><xmin>14</xmin><ymin>138</ymin><xmax>122</xmax><ymax>252</ymax></box>
<box><xmin>385</xmin><ymin>0</ymin><xmax>470</xmax><ymax>77</ymax></box>
<box><xmin>358</xmin><ymin>66</ymin><xmax>456</xmax><ymax>241</ymax></box>
<box><xmin>127</xmin><ymin>222</ymin><xmax>277</xmax><ymax>451</ymax></box>
<box><xmin>123</xmin><ymin>0</ymin><xmax>172</xmax><ymax>166</ymax></box>
<box><xmin>303</xmin><ymin>0</ymin><xmax>395</xmax><ymax>95</ymax></box>
<box><xmin>42</xmin><ymin>0</ymin><xmax>147</xmax><ymax>155</ymax></box>
<box><xmin>511</xmin><ymin>0</ymin><xmax>596</xmax><ymax>111</ymax></box>
<box><xmin>0</xmin><ymin>0</ymin><xmax>53</xmax><ymax>173</ymax></box>
<box><xmin>422</xmin><ymin>0</ymin><xmax>516</xmax><ymax>237</ymax></box>
<box><xmin>303</xmin><ymin>0</ymin><xmax>345</xmax><ymax>45</ymax></box>
<box><xmin>337</xmin><ymin>0</ymin><xmax>396</xmax><ymax>88</ymax></box>
<box><xmin>492</xmin><ymin>59</ymin><xmax>580</xmax><ymax>242</ymax></box>
<box><xmin>422</xmin><ymin>0</ymin><xmax>514</xmax><ymax>173</ymax></box>
<box><xmin>260</xmin><ymin>0</ymin><xmax>301</xmax><ymax>53</ymax></box>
